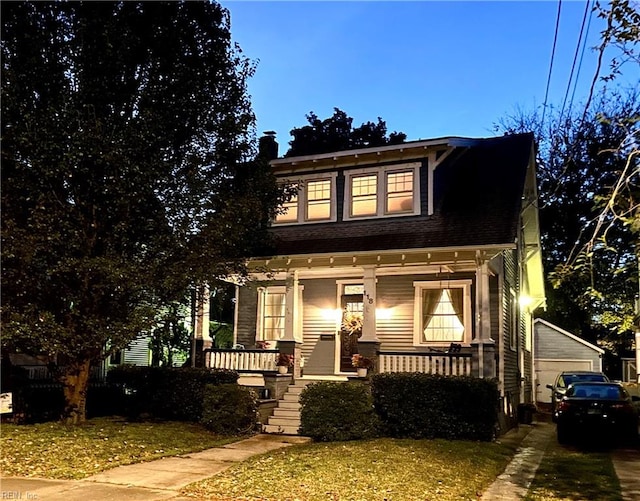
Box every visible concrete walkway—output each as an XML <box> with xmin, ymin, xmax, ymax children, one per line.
<box><xmin>481</xmin><ymin>422</ymin><xmax>554</xmax><ymax>500</ymax></box>
<box><xmin>612</xmin><ymin>446</ymin><xmax>640</xmax><ymax>501</ymax></box>
<box><xmin>0</xmin><ymin>434</ymin><xmax>310</xmax><ymax>501</ymax></box>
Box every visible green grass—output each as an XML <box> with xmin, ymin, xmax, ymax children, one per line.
<box><xmin>0</xmin><ymin>417</ymin><xmax>239</xmax><ymax>480</ymax></box>
<box><xmin>181</xmin><ymin>438</ymin><xmax>518</xmax><ymax>501</ymax></box>
<box><xmin>524</xmin><ymin>444</ymin><xmax>622</xmax><ymax>501</ymax></box>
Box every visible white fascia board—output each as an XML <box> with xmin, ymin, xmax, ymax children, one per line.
<box><xmin>270</xmin><ymin>137</ymin><xmax>468</xmax><ymax>168</ymax></box>
<box><xmin>534</xmin><ymin>318</ymin><xmax>605</xmax><ymax>354</ymax></box>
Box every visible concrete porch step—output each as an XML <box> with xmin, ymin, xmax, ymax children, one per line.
<box><xmin>268</xmin><ymin>416</ymin><xmax>301</xmax><ymax>427</ymax></box>
<box><xmin>263</xmin><ymin>423</ymin><xmax>300</xmax><ymax>435</ymax></box>
<box><xmin>272</xmin><ymin>408</ymin><xmax>300</xmax><ymax>419</ymax></box>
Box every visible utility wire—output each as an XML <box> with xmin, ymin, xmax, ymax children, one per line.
<box><xmin>567</xmin><ymin>0</ymin><xmax>595</xmax><ymax>117</ymax></box>
<box><xmin>542</xmin><ymin>0</ymin><xmax>563</xmax><ymax>125</ymax></box>
<box><xmin>559</xmin><ymin>0</ymin><xmax>591</xmax><ymax>121</ymax></box>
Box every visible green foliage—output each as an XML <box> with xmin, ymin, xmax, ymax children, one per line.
<box><xmin>200</xmin><ymin>384</ymin><xmax>258</xmax><ymax>435</ymax></box>
<box><xmin>107</xmin><ymin>366</ymin><xmax>238</xmax><ymax>421</ymax></box>
<box><xmin>371</xmin><ymin>373</ymin><xmax>499</xmax><ymax>441</ymax></box>
<box><xmin>150</xmin><ymin>302</ymin><xmax>191</xmax><ymax>367</ymax></box>
<box><xmin>1</xmin><ymin>1</ymin><xmax>285</xmax><ymax>422</ymax></box>
<box><xmin>496</xmin><ymin>88</ymin><xmax>639</xmax><ymax>358</ymax></box>
<box><xmin>286</xmin><ymin>108</ymin><xmax>406</xmax><ymax>157</ymax></box>
<box><xmin>299</xmin><ymin>382</ymin><xmax>381</xmax><ymax>441</ymax></box>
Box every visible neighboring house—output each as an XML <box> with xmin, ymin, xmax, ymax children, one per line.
<box><xmin>534</xmin><ymin>318</ymin><xmax>604</xmax><ymax>404</ymax></box>
<box><xmin>204</xmin><ymin>132</ymin><xmax>545</xmax><ymax>430</ymax></box>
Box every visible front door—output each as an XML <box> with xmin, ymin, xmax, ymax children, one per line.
<box><xmin>339</xmin><ymin>292</ymin><xmax>363</xmax><ymax>372</ymax></box>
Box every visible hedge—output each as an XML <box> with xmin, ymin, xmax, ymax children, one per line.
<box><xmin>106</xmin><ymin>366</ymin><xmax>239</xmax><ymax>421</ymax></box>
<box><xmin>299</xmin><ymin>381</ymin><xmax>381</xmax><ymax>441</ymax></box>
<box><xmin>200</xmin><ymin>384</ymin><xmax>258</xmax><ymax>435</ymax></box>
<box><xmin>371</xmin><ymin>373</ymin><xmax>499</xmax><ymax>440</ymax></box>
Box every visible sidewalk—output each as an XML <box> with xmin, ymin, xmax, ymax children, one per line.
<box><xmin>0</xmin><ymin>434</ymin><xmax>310</xmax><ymax>501</ymax></box>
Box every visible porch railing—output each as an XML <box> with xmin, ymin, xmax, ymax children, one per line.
<box><xmin>378</xmin><ymin>351</ymin><xmax>472</xmax><ymax>376</ymax></box>
<box><xmin>205</xmin><ymin>348</ymin><xmax>279</xmax><ymax>373</ymax></box>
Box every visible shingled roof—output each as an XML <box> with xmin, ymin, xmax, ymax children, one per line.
<box><xmin>263</xmin><ymin>133</ymin><xmax>534</xmax><ymax>257</ymax></box>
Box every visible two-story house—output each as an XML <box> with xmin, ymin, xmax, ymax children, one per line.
<box><xmin>205</xmin><ymin>132</ymin><xmax>545</xmax><ymax>431</ymax></box>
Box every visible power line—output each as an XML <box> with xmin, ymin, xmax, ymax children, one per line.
<box><xmin>559</xmin><ymin>0</ymin><xmax>592</xmax><ymax>121</ymax></box>
<box><xmin>542</xmin><ymin>0</ymin><xmax>563</xmax><ymax>125</ymax></box>
<box><xmin>568</xmin><ymin>1</ymin><xmax>595</xmax><ymax>117</ymax></box>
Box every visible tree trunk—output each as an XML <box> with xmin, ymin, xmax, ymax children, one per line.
<box><xmin>61</xmin><ymin>358</ymin><xmax>92</xmax><ymax>424</ymax></box>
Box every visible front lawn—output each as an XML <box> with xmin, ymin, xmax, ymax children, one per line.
<box><xmin>0</xmin><ymin>417</ymin><xmax>238</xmax><ymax>480</ymax></box>
<box><xmin>181</xmin><ymin>438</ymin><xmax>518</xmax><ymax>501</ymax></box>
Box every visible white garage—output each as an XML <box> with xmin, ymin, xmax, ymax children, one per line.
<box><xmin>534</xmin><ymin>319</ymin><xmax>604</xmax><ymax>404</ymax></box>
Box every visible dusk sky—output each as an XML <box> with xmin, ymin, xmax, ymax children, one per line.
<box><xmin>221</xmin><ymin>1</ymin><xmax>638</xmax><ymax>151</ymax></box>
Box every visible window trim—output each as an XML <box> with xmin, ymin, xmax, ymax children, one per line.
<box><xmin>344</xmin><ymin>163</ymin><xmax>421</xmax><ymax>221</ymax></box>
<box><xmin>413</xmin><ymin>279</ymin><xmax>472</xmax><ymax>346</ymax></box>
<box><xmin>274</xmin><ymin>173</ymin><xmax>337</xmax><ymax>225</ymax></box>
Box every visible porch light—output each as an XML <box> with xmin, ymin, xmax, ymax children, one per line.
<box><xmin>376</xmin><ymin>308</ymin><xmax>392</xmax><ymax>320</ymax></box>
<box><xmin>519</xmin><ymin>295</ymin><xmax>533</xmax><ymax>308</ymax></box>
<box><xmin>321</xmin><ymin>308</ymin><xmax>342</xmax><ymax>322</ymax></box>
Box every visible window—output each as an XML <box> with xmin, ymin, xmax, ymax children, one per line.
<box><xmin>274</xmin><ymin>174</ymin><xmax>336</xmax><ymax>224</ymax></box>
<box><xmin>275</xmin><ymin>189</ymin><xmax>298</xmax><ymax>223</ymax></box>
<box><xmin>306</xmin><ymin>179</ymin><xmax>331</xmax><ymax>220</ymax></box>
<box><xmin>414</xmin><ymin>280</ymin><xmax>471</xmax><ymax>345</ymax></box>
<box><xmin>345</xmin><ymin>163</ymin><xmax>420</xmax><ymax>220</ymax></box>
<box><xmin>351</xmin><ymin>174</ymin><xmax>378</xmax><ymax>217</ymax></box>
<box><xmin>510</xmin><ymin>289</ymin><xmax>518</xmax><ymax>350</ymax></box>
<box><xmin>386</xmin><ymin>171</ymin><xmax>414</xmax><ymax>213</ymax></box>
<box><xmin>257</xmin><ymin>287</ymin><xmax>286</xmax><ymax>341</ymax></box>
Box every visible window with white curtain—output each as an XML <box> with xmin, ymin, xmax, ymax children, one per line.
<box><xmin>257</xmin><ymin>287</ymin><xmax>286</xmax><ymax>341</ymax></box>
<box><xmin>413</xmin><ymin>280</ymin><xmax>472</xmax><ymax>345</ymax></box>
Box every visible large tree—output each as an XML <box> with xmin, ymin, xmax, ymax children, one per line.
<box><xmin>286</xmin><ymin>108</ymin><xmax>406</xmax><ymax>157</ymax></box>
<box><xmin>497</xmin><ymin>88</ymin><xmax>639</xmax><ymax>365</ymax></box>
<box><xmin>1</xmin><ymin>1</ymin><xmax>285</xmax><ymax>423</ymax></box>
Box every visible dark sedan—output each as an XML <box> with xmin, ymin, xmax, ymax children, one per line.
<box><xmin>555</xmin><ymin>382</ymin><xmax>639</xmax><ymax>444</ymax></box>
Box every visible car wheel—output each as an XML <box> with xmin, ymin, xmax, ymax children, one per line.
<box><xmin>557</xmin><ymin>423</ymin><xmax>570</xmax><ymax>444</ymax></box>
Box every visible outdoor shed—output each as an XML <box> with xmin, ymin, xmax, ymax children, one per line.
<box><xmin>534</xmin><ymin>318</ymin><xmax>604</xmax><ymax>404</ymax></box>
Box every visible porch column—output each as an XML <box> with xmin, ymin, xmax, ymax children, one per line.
<box><xmin>283</xmin><ymin>270</ymin><xmax>299</xmax><ymax>342</ymax></box>
<box><xmin>359</xmin><ymin>266</ymin><xmax>381</xmax><ymax>367</ymax></box>
<box><xmin>193</xmin><ymin>284</ymin><xmax>212</xmax><ymax>367</ymax></box>
<box><xmin>279</xmin><ymin>270</ymin><xmax>302</xmax><ymax>380</ymax></box>
<box><xmin>471</xmin><ymin>261</ymin><xmax>496</xmax><ymax>378</ymax></box>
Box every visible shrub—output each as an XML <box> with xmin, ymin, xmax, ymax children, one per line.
<box><xmin>9</xmin><ymin>381</ymin><xmax>124</xmax><ymax>423</ymax></box>
<box><xmin>200</xmin><ymin>384</ymin><xmax>258</xmax><ymax>435</ymax></box>
<box><xmin>371</xmin><ymin>373</ymin><xmax>499</xmax><ymax>441</ymax></box>
<box><xmin>299</xmin><ymin>382</ymin><xmax>381</xmax><ymax>441</ymax></box>
<box><xmin>107</xmin><ymin>366</ymin><xmax>239</xmax><ymax>421</ymax></box>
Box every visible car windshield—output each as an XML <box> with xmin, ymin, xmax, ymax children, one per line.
<box><xmin>561</xmin><ymin>373</ymin><xmax>607</xmax><ymax>385</ymax></box>
<box><xmin>567</xmin><ymin>384</ymin><xmax>623</xmax><ymax>400</ymax></box>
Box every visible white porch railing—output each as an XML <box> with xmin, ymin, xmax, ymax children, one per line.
<box><xmin>205</xmin><ymin>349</ymin><xmax>279</xmax><ymax>373</ymax></box>
<box><xmin>378</xmin><ymin>351</ymin><xmax>472</xmax><ymax>376</ymax></box>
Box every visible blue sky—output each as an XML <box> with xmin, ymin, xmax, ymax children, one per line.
<box><xmin>221</xmin><ymin>1</ymin><xmax>638</xmax><ymax>150</ymax></box>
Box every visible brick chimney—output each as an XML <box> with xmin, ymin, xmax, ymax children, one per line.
<box><xmin>258</xmin><ymin>130</ymin><xmax>278</xmax><ymax>161</ymax></box>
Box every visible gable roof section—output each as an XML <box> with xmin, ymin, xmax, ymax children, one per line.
<box><xmin>534</xmin><ymin>318</ymin><xmax>605</xmax><ymax>354</ymax></box>
<box><xmin>262</xmin><ymin>133</ymin><xmax>535</xmax><ymax>257</ymax></box>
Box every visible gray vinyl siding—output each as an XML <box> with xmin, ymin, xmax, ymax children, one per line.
<box><xmin>236</xmin><ymin>282</ymin><xmax>270</xmax><ymax>348</ymax></box>
<box><xmin>376</xmin><ymin>275</ymin><xmax>415</xmax><ymax>350</ymax></box>
<box><xmin>123</xmin><ymin>335</ymin><xmax>151</xmax><ymax>366</ymax></box>
<box><xmin>502</xmin><ymin>249</ymin><xmax>520</xmax><ymax>407</ymax></box>
<box><xmin>535</xmin><ymin>322</ymin><xmax>602</xmax><ymax>370</ymax></box>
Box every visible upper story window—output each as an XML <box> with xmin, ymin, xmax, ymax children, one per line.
<box><xmin>274</xmin><ymin>174</ymin><xmax>337</xmax><ymax>225</ymax></box>
<box><xmin>345</xmin><ymin>163</ymin><xmax>420</xmax><ymax>221</ymax></box>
